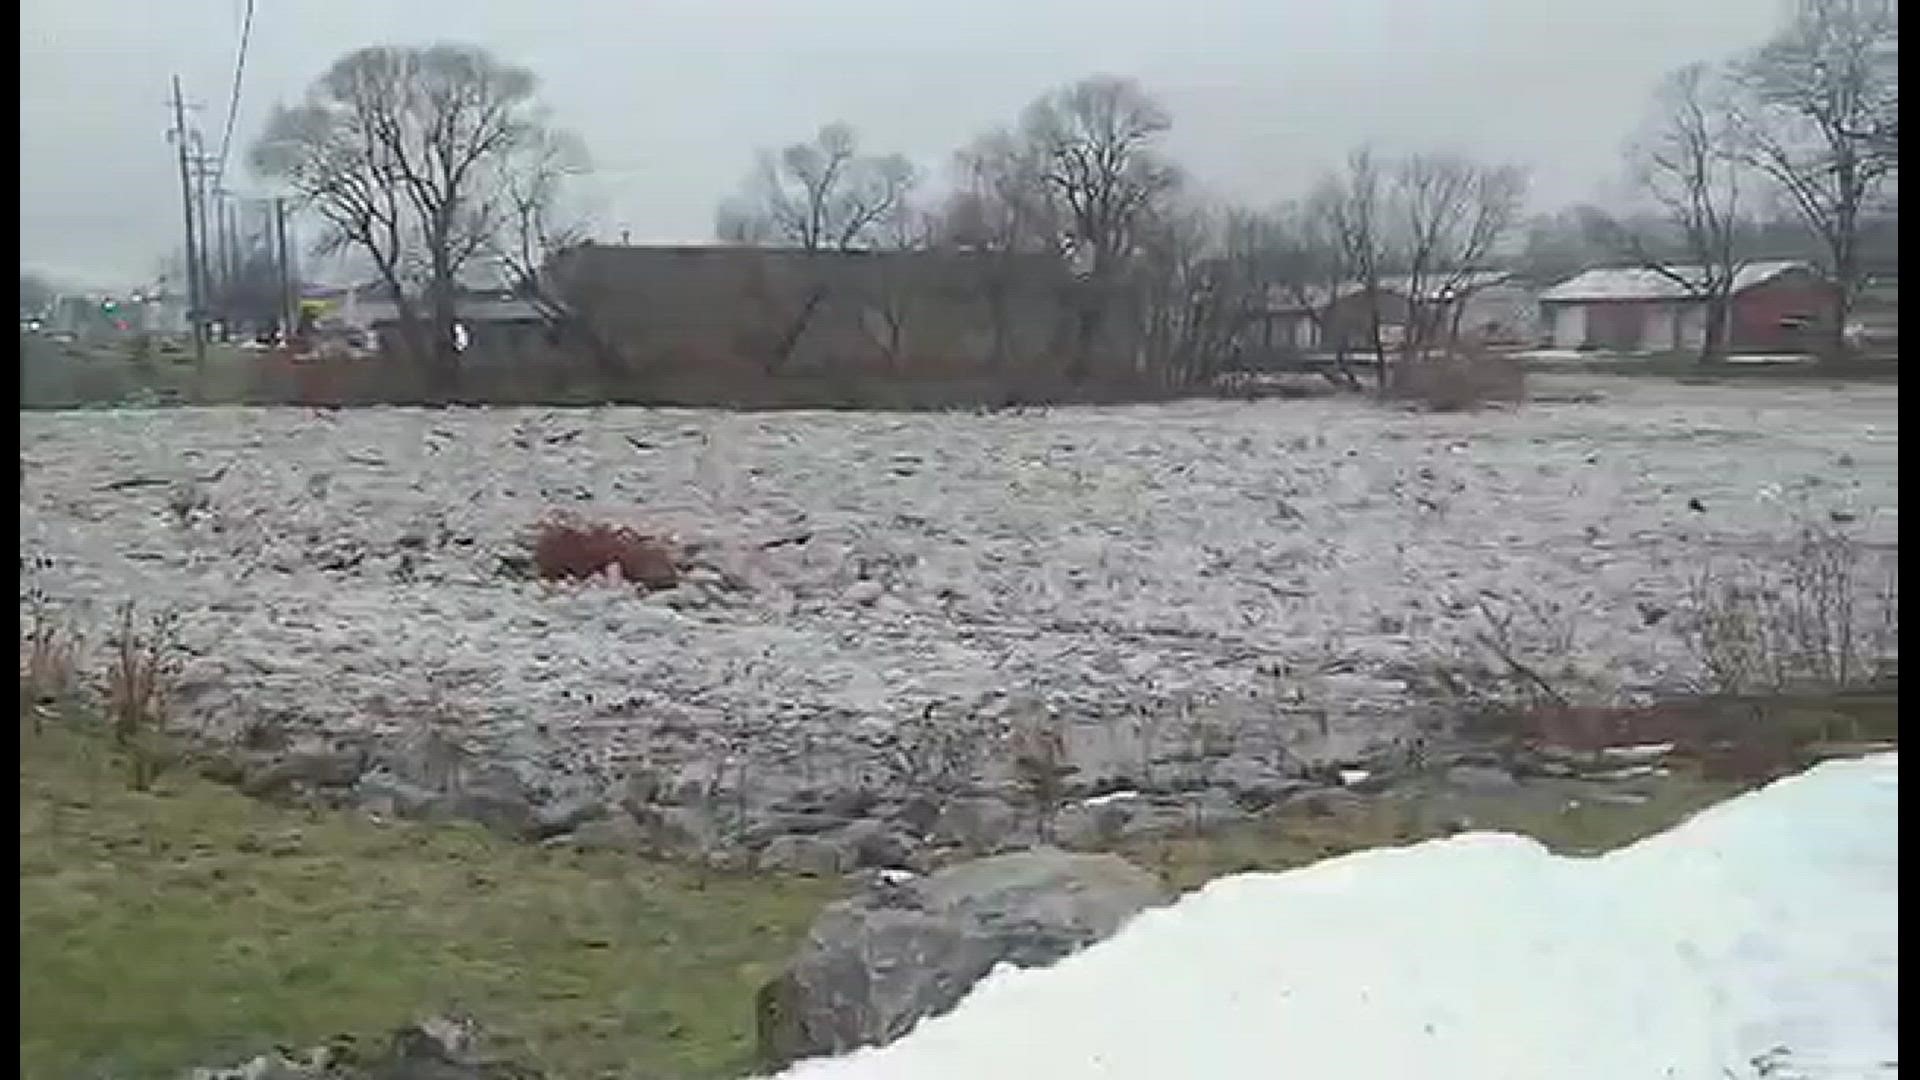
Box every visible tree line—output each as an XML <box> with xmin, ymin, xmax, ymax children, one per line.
<box><xmin>247</xmin><ymin>0</ymin><xmax>1896</xmax><ymax>395</ymax></box>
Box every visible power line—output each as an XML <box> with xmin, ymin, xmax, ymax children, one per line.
<box><xmin>213</xmin><ymin>0</ymin><xmax>257</xmax><ymax>183</ymax></box>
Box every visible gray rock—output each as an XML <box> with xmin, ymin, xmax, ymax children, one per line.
<box><xmin>444</xmin><ymin>786</ymin><xmax>538</xmax><ymax>840</ymax></box>
<box><xmin>890</xmin><ymin>793</ymin><xmax>943</xmax><ymax>836</ymax></box>
<box><xmin>821</xmin><ymin>786</ymin><xmax>881</xmax><ymax>819</ymax></box>
<box><xmin>1051</xmin><ymin>799</ymin><xmax>1137</xmax><ymax>849</ymax></box>
<box><xmin>532</xmin><ymin>793</ymin><xmax>609</xmax><ymax>839</ymax></box>
<box><xmin>632</xmin><ymin>803</ymin><xmax>720</xmax><ymax>856</ymax></box>
<box><xmin>1445</xmin><ymin>764</ymin><xmax>1521</xmax><ymax>792</ymax></box>
<box><xmin>567</xmin><ymin>813</ymin><xmax>650</xmax><ymax>854</ymax></box>
<box><xmin>239</xmin><ymin>747</ymin><xmax>367</xmax><ymax>799</ymax></box>
<box><xmin>758</xmin><ymin>834</ymin><xmax>857</xmax><ymax>877</ymax></box>
<box><xmin>932</xmin><ymin>795</ymin><xmax>1021</xmax><ymax>853</ymax></box>
<box><xmin>353</xmin><ymin>771</ymin><xmax>444</xmax><ymax>819</ymax></box>
<box><xmin>184</xmin><ymin>1014</ymin><xmax>535</xmax><ymax>1079</ymax></box>
<box><xmin>756</xmin><ymin>847</ymin><xmax>1170</xmax><ymax>1068</ymax></box>
<box><xmin>835</xmin><ymin>819</ymin><xmax>914</xmax><ymax>869</ymax></box>
<box><xmin>618</xmin><ymin>769</ymin><xmax>664</xmax><ymax>813</ymax></box>
<box><xmin>1116</xmin><ymin>799</ymin><xmax>1204</xmax><ymax>841</ymax></box>
<box><xmin>741</xmin><ymin>812</ymin><xmax>858</xmax><ymax>849</ymax></box>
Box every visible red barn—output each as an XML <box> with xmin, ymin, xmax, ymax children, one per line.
<box><xmin>1537</xmin><ymin>261</ymin><xmax>1837</xmax><ymax>355</ymax></box>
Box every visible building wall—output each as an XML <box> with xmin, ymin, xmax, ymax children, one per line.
<box><xmin>548</xmin><ymin>245</ymin><xmax>1120</xmax><ymax>384</ymax></box>
<box><xmin>1320</xmin><ymin>291</ymin><xmax>1414</xmax><ymax>352</ymax></box>
<box><xmin>1548</xmin><ymin>304</ymin><xmax>1586</xmax><ymax>350</ymax></box>
<box><xmin>1584</xmin><ymin>301</ymin><xmax>1649</xmax><ymax>351</ymax></box>
<box><xmin>1727</xmin><ymin>269</ymin><xmax>1838</xmax><ymax>354</ymax></box>
<box><xmin>1455</xmin><ymin>284</ymin><xmax>1540</xmax><ymax>346</ymax></box>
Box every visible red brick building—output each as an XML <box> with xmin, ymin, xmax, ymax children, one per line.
<box><xmin>1537</xmin><ymin>261</ymin><xmax>1837</xmax><ymax>354</ymax></box>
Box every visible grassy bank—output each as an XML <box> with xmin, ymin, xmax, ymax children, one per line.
<box><xmin>18</xmin><ymin>712</ymin><xmax>839</xmax><ymax>1079</ymax></box>
<box><xmin>20</xmin><ymin>688</ymin><xmax>1895</xmax><ymax>1075</ymax></box>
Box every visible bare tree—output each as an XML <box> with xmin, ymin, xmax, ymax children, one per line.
<box><xmin>717</xmin><ymin>122</ymin><xmax>918</xmax><ymax>251</ymax></box>
<box><xmin>1589</xmin><ymin>63</ymin><xmax>1749</xmax><ymax>362</ymax></box>
<box><xmin>1731</xmin><ymin>0</ymin><xmax>1899</xmax><ymax>355</ymax></box>
<box><xmin>490</xmin><ymin>129</ymin><xmax>636</xmax><ymax>385</ymax></box>
<box><xmin>1135</xmin><ymin>200</ymin><xmax>1238</xmax><ymax>386</ymax></box>
<box><xmin>938</xmin><ymin>131</ymin><xmax>1064</xmax><ymax>368</ymax></box>
<box><xmin>494</xmin><ymin>130</ymin><xmax>589</xmax><ymax>309</ymax></box>
<box><xmin>1260</xmin><ymin>193</ymin><xmax>1365</xmax><ymax>387</ymax></box>
<box><xmin>1018</xmin><ymin>75</ymin><xmax>1183</xmax><ymax>381</ymax></box>
<box><xmin>252</xmin><ymin>44</ymin><xmax>576</xmax><ymax>392</ymax></box>
<box><xmin>1390</xmin><ymin>151</ymin><xmax>1529</xmax><ymax>360</ymax></box>
<box><xmin>1322</xmin><ymin>147</ymin><xmax>1391</xmax><ymax>387</ymax></box>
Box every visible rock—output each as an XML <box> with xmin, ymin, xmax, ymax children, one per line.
<box><xmin>436</xmin><ymin>769</ymin><xmax>538</xmax><ymax>839</ymax></box>
<box><xmin>567</xmin><ymin>813</ymin><xmax>650</xmax><ymax>854</ymax></box>
<box><xmin>755</xmin><ymin>847</ymin><xmax>1170</xmax><ymax>1068</ymax></box>
<box><xmin>845</xmin><ymin>580</ymin><xmax>884</xmax><ymax>606</ymax></box>
<box><xmin>444</xmin><ymin>787</ymin><xmax>538</xmax><ymax>840</ymax></box>
<box><xmin>742</xmin><ymin>812</ymin><xmax>855</xmax><ymax>847</ymax></box>
<box><xmin>932</xmin><ymin>795</ymin><xmax>1021</xmax><ymax>853</ymax></box>
<box><xmin>1183</xmin><ymin>789</ymin><xmax>1253</xmax><ymax>833</ymax></box>
<box><xmin>758</xmin><ymin>834</ymin><xmax>857</xmax><ymax>877</ymax></box>
<box><xmin>194</xmin><ymin>749</ymin><xmax>250</xmax><ymax>787</ymax></box>
<box><xmin>821</xmin><ymin>786</ymin><xmax>881</xmax><ymax>819</ymax></box>
<box><xmin>1051</xmin><ymin>798</ymin><xmax>1137</xmax><ymax>848</ymax></box>
<box><xmin>532</xmin><ymin>793</ymin><xmax>608</xmax><ymax>839</ymax></box>
<box><xmin>835</xmin><ymin>819</ymin><xmax>914</xmax><ymax>869</ymax></box>
<box><xmin>353</xmin><ymin>771</ymin><xmax>445</xmax><ymax>819</ymax></box>
<box><xmin>633</xmin><ymin>803</ymin><xmax>720</xmax><ymax>856</ymax></box>
<box><xmin>1445</xmin><ymin>764</ymin><xmax>1521</xmax><ymax>792</ymax></box>
<box><xmin>890</xmin><ymin>793</ymin><xmax>943</xmax><ymax>836</ymax></box>
<box><xmin>184</xmin><ymin>1014</ymin><xmax>535</xmax><ymax>1079</ymax></box>
<box><xmin>618</xmin><ymin>768</ymin><xmax>664</xmax><ymax>812</ymax></box>
<box><xmin>239</xmin><ymin>746</ymin><xmax>367</xmax><ymax>799</ymax></box>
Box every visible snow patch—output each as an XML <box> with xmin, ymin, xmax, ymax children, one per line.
<box><xmin>772</xmin><ymin>754</ymin><xmax>1899</xmax><ymax>1079</ymax></box>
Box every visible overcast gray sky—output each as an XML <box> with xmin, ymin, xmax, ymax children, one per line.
<box><xmin>21</xmin><ymin>0</ymin><xmax>1786</xmax><ymax>289</ymax></box>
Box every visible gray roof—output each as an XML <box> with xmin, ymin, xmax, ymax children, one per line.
<box><xmin>1258</xmin><ymin>270</ymin><xmax>1514</xmax><ymax>313</ymax></box>
<box><xmin>1538</xmin><ymin>261</ymin><xmax>1812</xmax><ymax>303</ymax></box>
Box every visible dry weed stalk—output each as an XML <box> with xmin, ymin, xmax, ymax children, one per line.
<box><xmin>105</xmin><ymin>601</ymin><xmax>180</xmax><ymax>790</ymax></box>
<box><xmin>20</xmin><ymin>597</ymin><xmax>83</xmax><ymax>729</ymax></box>
<box><xmin>1009</xmin><ymin>706</ymin><xmax>1074</xmax><ymax>843</ymax></box>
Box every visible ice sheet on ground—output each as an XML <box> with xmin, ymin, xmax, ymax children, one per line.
<box><xmin>16</xmin><ymin>376</ymin><xmax>1898</xmax><ymax>788</ymax></box>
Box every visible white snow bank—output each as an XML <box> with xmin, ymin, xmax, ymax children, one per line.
<box><xmin>774</xmin><ymin>754</ymin><xmax>1899</xmax><ymax>1080</ymax></box>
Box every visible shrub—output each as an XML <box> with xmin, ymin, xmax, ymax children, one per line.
<box><xmin>530</xmin><ymin>517</ymin><xmax>679</xmax><ymax>590</ymax></box>
<box><xmin>1386</xmin><ymin>348</ymin><xmax>1527</xmax><ymax>412</ymax></box>
<box><xmin>1680</xmin><ymin>522</ymin><xmax>1897</xmax><ymax>695</ymax></box>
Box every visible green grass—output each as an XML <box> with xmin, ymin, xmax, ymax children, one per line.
<box><xmin>19</xmin><ymin>715</ymin><xmax>840</xmax><ymax>1080</ymax></box>
<box><xmin>1121</xmin><ymin>768</ymin><xmax>1746</xmax><ymax>893</ymax></box>
<box><xmin>20</xmin><ymin>689</ymin><xmax>1894</xmax><ymax>1073</ymax></box>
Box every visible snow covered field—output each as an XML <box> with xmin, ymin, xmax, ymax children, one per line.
<box><xmin>773</xmin><ymin>752</ymin><xmax>1900</xmax><ymax>1080</ymax></box>
<box><xmin>17</xmin><ymin>376</ymin><xmax>1898</xmax><ymax>795</ymax></box>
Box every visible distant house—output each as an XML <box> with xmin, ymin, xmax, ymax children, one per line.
<box><xmin>1536</xmin><ymin>260</ymin><xmax>1836</xmax><ymax>354</ymax></box>
<box><xmin>356</xmin><ymin>291</ymin><xmax>551</xmax><ymax>356</ymax></box>
<box><xmin>1238</xmin><ymin>270</ymin><xmax>1528</xmax><ymax>361</ymax></box>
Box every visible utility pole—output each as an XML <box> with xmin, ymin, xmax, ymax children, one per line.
<box><xmin>168</xmin><ymin>75</ymin><xmax>205</xmax><ymax>369</ymax></box>
<box><xmin>274</xmin><ymin>197</ymin><xmax>293</xmax><ymax>344</ymax></box>
<box><xmin>189</xmin><ymin>138</ymin><xmax>219</xmax><ymax>340</ymax></box>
